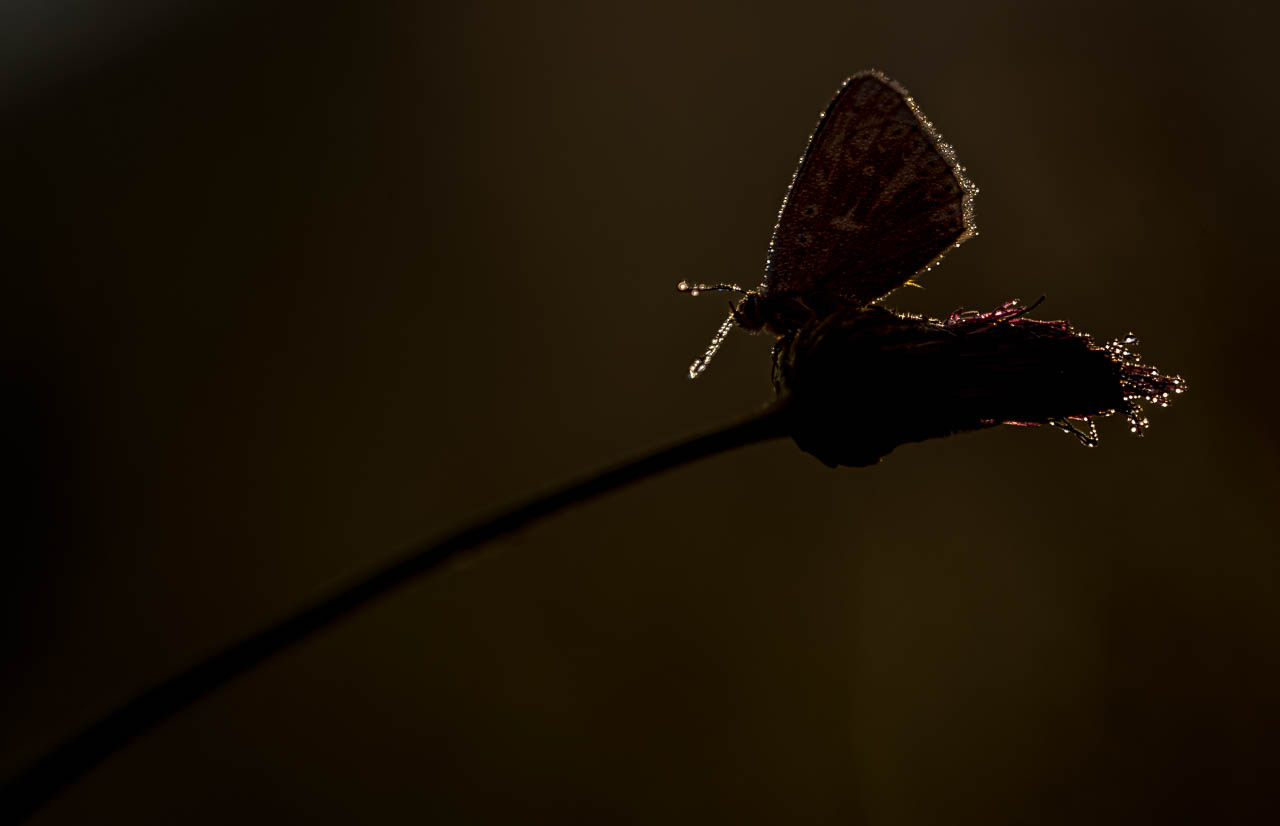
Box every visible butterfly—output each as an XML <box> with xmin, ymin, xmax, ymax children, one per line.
<box><xmin>680</xmin><ymin>70</ymin><xmax>978</xmax><ymax>378</ymax></box>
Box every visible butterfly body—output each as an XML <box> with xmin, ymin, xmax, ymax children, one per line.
<box><xmin>731</xmin><ymin>289</ymin><xmax>861</xmax><ymax>336</ymax></box>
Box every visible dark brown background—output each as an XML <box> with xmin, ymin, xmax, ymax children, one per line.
<box><xmin>4</xmin><ymin>1</ymin><xmax>1276</xmax><ymax>823</ymax></box>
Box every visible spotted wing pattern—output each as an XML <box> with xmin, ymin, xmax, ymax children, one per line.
<box><xmin>762</xmin><ymin>71</ymin><xmax>977</xmax><ymax>306</ymax></box>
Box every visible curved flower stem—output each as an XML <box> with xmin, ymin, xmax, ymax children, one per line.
<box><xmin>0</xmin><ymin>405</ymin><xmax>789</xmax><ymax>824</ymax></box>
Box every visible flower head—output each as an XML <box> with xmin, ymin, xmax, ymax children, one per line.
<box><xmin>772</xmin><ymin>300</ymin><xmax>1186</xmax><ymax>467</ymax></box>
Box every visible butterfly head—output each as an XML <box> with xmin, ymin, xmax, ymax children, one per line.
<box><xmin>731</xmin><ymin>291</ymin><xmax>766</xmax><ymax>332</ymax></box>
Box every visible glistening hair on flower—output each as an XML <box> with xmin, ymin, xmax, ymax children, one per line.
<box><xmin>771</xmin><ymin>299</ymin><xmax>1186</xmax><ymax>467</ymax></box>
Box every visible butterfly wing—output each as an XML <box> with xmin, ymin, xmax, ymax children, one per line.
<box><xmin>762</xmin><ymin>71</ymin><xmax>977</xmax><ymax>306</ymax></box>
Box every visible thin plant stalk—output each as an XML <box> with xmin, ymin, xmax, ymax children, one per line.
<box><xmin>0</xmin><ymin>405</ymin><xmax>789</xmax><ymax>823</ymax></box>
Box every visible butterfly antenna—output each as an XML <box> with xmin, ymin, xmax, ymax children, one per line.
<box><xmin>688</xmin><ymin>311</ymin><xmax>737</xmax><ymax>379</ymax></box>
<box><xmin>676</xmin><ymin>280</ymin><xmax>747</xmax><ymax>297</ymax></box>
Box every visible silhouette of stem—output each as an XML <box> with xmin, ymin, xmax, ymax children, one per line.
<box><xmin>0</xmin><ymin>405</ymin><xmax>789</xmax><ymax>823</ymax></box>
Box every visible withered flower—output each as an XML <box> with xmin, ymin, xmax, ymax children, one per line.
<box><xmin>772</xmin><ymin>299</ymin><xmax>1186</xmax><ymax>467</ymax></box>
